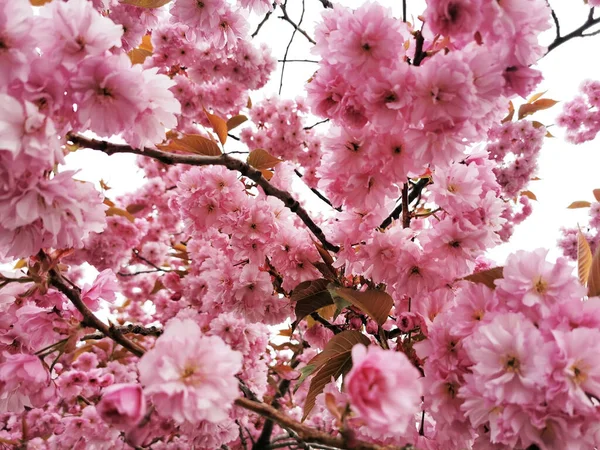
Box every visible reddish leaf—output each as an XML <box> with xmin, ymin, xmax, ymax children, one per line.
<box><xmin>568</xmin><ymin>201</ymin><xmax>592</xmax><ymax>209</ymax></box>
<box><xmin>588</xmin><ymin>244</ymin><xmax>600</xmax><ymax>297</ymax></box>
<box><xmin>105</xmin><ymin>207</ymin><xmax>135</xmax><ymax>223</ymax></box>
<box><xmin>331</xmin><ymin>287</ymin><xmax>393</xmax><ymax>326</ymax></box>
<box><xmin>128</xmin><ymin>47</ymin><xmax>152</xmax><ymax>65</ymax></box>
<box><xmin>593</xmin><ymin>189</ymin><xmax>600</xmax><ymax>202</ymax></box>
<box><xmin>248</xmin><ymin>149</ymin><xmax>282</xmax><ymax>170</ymax></box>
<box><xmin>30</xmin><ymin>0</ymin><xmax>53</xmax><ymax>5</ymax></box>
<box><xmin>120</xmin><ymin>0</ymin><xmax>172</xmax><ymax>7</ymax></box>
<box><xmin>463</xmin><ymin>267</ymin><xmax>504</xmax><ymax>289</ymax></box>
<box><xmin>527</xmin><ymin>91</ymin><xmax>547</xmax><ymax>104</ymax></box>
<box><xmin>157</xmin><ymin>134</ymin><xmax>221</xmax><ymax>156</ymax></box>
<box><xmin>518</xmin><ymin>99</ymin><xmax>559</xmax><ymax>120</ymax></box>
<box><xmin>520</xmin><ymin>190</ymin><xmax>537</xmax><ymax>201</ymax></box>
<box><xmin>501</xmin><ymin>101</ymin><xmax>514</xmax><ymax>123</ymax></box>
<box><xmin>226</xmin><ymin>114</ymin><xmax>248</xmax><ymax>131</ymax></box>
<box><xmin>204</xmin><ymin>109</ymin><xmax>228</xmax><ymax>145</ymax></box>
<box><xmin>302</xmin><ymin>330</ymin><xmax>370</xmax><ymax>420</ymax></box>
<box><xmin>126</xmin><ymin>204</ymin><xmax>146</xmax><ymax>215</ymax></box>
<box><xmin>577</xmin><ymin>229</ymin><xmax>593</xmax><ymax>286</ymax></box>
<box><xmin>292</xmin><ymin>279</ymin><xmax>334</xmax><ymax>328</ymax></box>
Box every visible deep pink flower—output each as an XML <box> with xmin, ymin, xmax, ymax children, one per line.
<box><xmin>97</xmin><ymin>383</ymin><xmax>146</xmax><ymax>429</ymax></box>
<box><xmin>345</xmin><ymin>344</ymin><xmax>422</xmax><ymax>436</ymax></box>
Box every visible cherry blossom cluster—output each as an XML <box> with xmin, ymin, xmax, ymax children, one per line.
<box><xmin>240</xmin><ymin>97</ymin><xmax>324</xmax><ymax>187</ymax></box>
<box><xmin>557</xmin><ymin>79</ymin><xmax>600</xmax><ymax>144</ymax></box>
<box><xmin>1</xmin><ymin>0</ymin><xmax>599</xmax><ymax>448</ymax></box>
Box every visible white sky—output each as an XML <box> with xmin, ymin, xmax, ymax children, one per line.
<box><xmin>65</xmin><ymin>0</ymin><xmax>600</xmax><ymax>266</ymax></box>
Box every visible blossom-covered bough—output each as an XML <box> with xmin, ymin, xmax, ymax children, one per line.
<box><xmin>2</xmin><ymin>0</ymin><xmax>600</xmax><ymax>448</ymax></box>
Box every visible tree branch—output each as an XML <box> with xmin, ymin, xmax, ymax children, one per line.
<box><xmin>547</xmin><ymin>7</ymin><xmax>600</xmax><ymax>54</ymax></box>
<box><xmin>47</xmin><ymin>265</ymin><xmax>146</xmax><ymax>357</ymax></box>
<box><xmin>68</xmin><ymin>134</ymin><xmax>339</xmax><ymax>253</ymax></box>
<box><xmin>278</xmin><ymin>2</ymin><xmax>316</xmax><ymax>45</ymax></box>
<box><xmin>379</xmin><ymin>177</ymin><xmax>430</xmax><ymax>230</ymax></box>
<box><xmin>251</xmin><ymin>3</ymin><xmax>277</xmax><ymax>38</ymax></box>
<box><xmin>82</xmin><ymin>324</ymin><xmax>162</xmax><ymax>341</ymax></box>
<box><xmin>235</xmin><ymin>397</ymin><xmax>398</xmax><ymax>450</ymax></box>
<box><xmin>401</xmin><ymin>182</ymin><xmax>410</xmax><ymax>229</ymax></box>
<box><xmin>279</xmin><ymin>0</ymin><xmax>311</xmax><ymax>96</ymax></box>
<box><xmin>294</xmin><ymin>169</ymin><xmax>340</xmax><ymax>211</ymax></box>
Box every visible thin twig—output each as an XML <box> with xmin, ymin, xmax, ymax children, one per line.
<box><xmin>277</xmin><ymin>59</ymin><xmax>320</xmax><ymax>63</ymax></box>
<box><xmin>294</xmin><ymin>169</ymin><xmax>340</xmax><ymax>211</ymax></box>
<box><xmin>315</xmin><ymin>0</ymin><xmax>333</xmax><ymax>8</ymax></box>
<box><xmin>379</xmin><ymin>178</ymin><xmax>430</xmax><ymax>230</ymax></box>
<box><xmin>47</xmin><ymin>264</ymin><xmax>146</xmax><ymax>358</ymax></box>
<box><xmin>547</xmin><ymin>7</ymin><xmax>600</xmax><ymax>53</ymax></box>
<box><xmin>251</xmin><ymin>3</ymin><xmax>277</xmax><ymax>38</ymax></box>
<box><xmin>68</xmin><ymin>134</ymin><xmax>339</xmax><ymax>253</ymax></box>
<box><xmin>228</xmin><ymin>133</ymin><xmax>241</xmax><ymax>141</ymax></box>
<box><xmin>303</xmin><ymin>119</ymin><xmax>329</xmax><ymax>130</ymax></box>
<box><xmin>279</xmin><ymin>0</ymin><xmax>310</xmax><ymax>96</ymax></box>
<box><xmin>277</xmin><ymin>2</ymin><xmax>316</xmax><ymax>45</ymax></box>
<box><xmin>402</xmin><ymin>0</ymin><xmax>407</xmax><ymax>22</ymax></box>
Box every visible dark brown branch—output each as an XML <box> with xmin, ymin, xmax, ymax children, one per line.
<box><xmin>315</xmin><ymin>0</ymin><xmax>333</xmax><ymax>8</ymax></box>
<box><xmin>294</xmin><ymin>169</ymin><xmax>340</xmax><ymax>211</ymax></box>
<box><xmin>412</xmin><ymin>30</ymin><xmax>426</xmax><ymax>67</ymax></box>
<box><xmin>251</xmin><ymin>3</ymin><xmax>277</xmax><ymax>38</ymax></box>
<box><xmin>48</xmin><ymin>268</ymin><xmax>146</xmax><ymax>357</ymax></box>
<box><xmin>303</xmin><ymin>118</ymin><xmax>329</xmax><ymax>130</ymax></box>
<box><xmin>547</xmin><ymin>7</ymin><xmax>600</xmax><ymax>53</ymax></box>
<box><xmin>277</xmin><ymin>59</ymin><xmax>320</xmax><ymax>63</ymax></box>
<box><xmin>235</xmin><ymin>397</ymin><xmax>396</xmax><ymax>450</ymax></box>
<box><xmin>379</xmin><ymin>177</ymin><xmax>430</xmax><ymax>230</ymax></box>
<box><xmin>253</xmin><ymin>358</ymin><xmax>301</xmax><ymax>449</ymax></box>
<box><xmin>278</xmin><ymin>3</ymin><xmax>316</xmax><ymax>45</ymax></box>
<box><xmin>279</xmin><ymin>0</ymin><xmax>311</xmax><ymax>96</ymax></box>
<box><xmin>401</xmin><ymin>182</ymin><xmax>410</xmax><ymax>229</ymax></box>
<box><xmin>310</xmin><ymin>313</ymin><xmax>343</xmax><ymax>334</ymax></box>
<box><xmin>68</xmin><ymin>134</ymin><xmax>339</xmax><ymax>253</ymax></box>
<box><xmin>82</xmin><ymin>324</ymin><xmax>162</xmax><ymax>341</ymax></box>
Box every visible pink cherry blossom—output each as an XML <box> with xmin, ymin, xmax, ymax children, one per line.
<box><xmin>0</xmin><ymin>353</ymin><xmax>55</xmax><ymax>412</ymax></box>
<box><xmin>97</xmin><ymin>383</ymin><xmax>146</xmax><ymax>429</ymax></box>
<box><xmin>346</xmin><ymin>344</ymin><xmax>422</xmax><ymax>437</ymax></box>
<box><xmin>138</xmin><ymin>317</ymin><xmax>242</xmax><ymax>424</ymax></box>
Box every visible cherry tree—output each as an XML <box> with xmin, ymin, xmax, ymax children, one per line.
<box><xmin>1</xmin><ymin>0</ymin><xmax>600</xmax><ymax>448</ymax></box>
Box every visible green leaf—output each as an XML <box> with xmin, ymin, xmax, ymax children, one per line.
<box><xmin>247</xmin><ymin>149</ymin><xmax>282</xmax><ymax>170</ymax></box>
<box><xmin>463</xmin><ymin>267</ymin><xmax>504</xmax><ymax>289</ymax></box>
<box><xmin>302</xmin><ymin>330</ymin><xmax>371</xmax><ymax>420</ymax></box>
<box><xmin>330</xmin><ymin>286</ymin><xmax>394</xmax><ymax>326</ymax></box>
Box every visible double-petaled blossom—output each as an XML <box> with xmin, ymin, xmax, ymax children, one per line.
<box><xmin>138</xmin><ymin>318</ymin><xmax>242</xmax><ymax>424</ymax></box>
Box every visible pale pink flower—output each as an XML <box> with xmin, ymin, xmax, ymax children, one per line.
<box><xmin>0</xmin><ymin>353</ymin><xmax>55</xmax><ymax>412</ymax></box>
<box><xmin>552</xmin><ymin>327</ymin><xmax>600</xmax><ymax>412</ymax></box>
<box><xmin>39</xmin><ymin>0</ymin><xmax>122</xmax><ymax>67</ymax></box>
<box><xmin>0</xmin><ymin>0</ymin><xmax>36</xmax><ymax>85</ymax></box>
<box><xmin>463</xmin><ymin>312</ymin><xmax>550</xmax><ymax>405</ymax></box>
<box><xmin>71</xmin><ymin>53</ymin><xmax>143</xmax><ymax>138</ymax></box>
<box><xmin>138</xmin><ymin>318</ymin><xmax>242</xmax><ymax>424</ymax></box>
<box><xmin>97</xmin><ymin>383</ymin><xmax>146</xmax><ymax>429</ymax></box>
<box><xmin>345</xmin><ymin>344</ymin><xmax>422</xmax><ymax>436</ymax></box>
<box><xmin>495</xmin><ymin>249</ymin><xmax>585</xmax><ymax>318</ymax></box>
<box><xmin>81</xmin><ymin>269</ymin><xmax>119</xmax><ymax>311</ymax></box>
